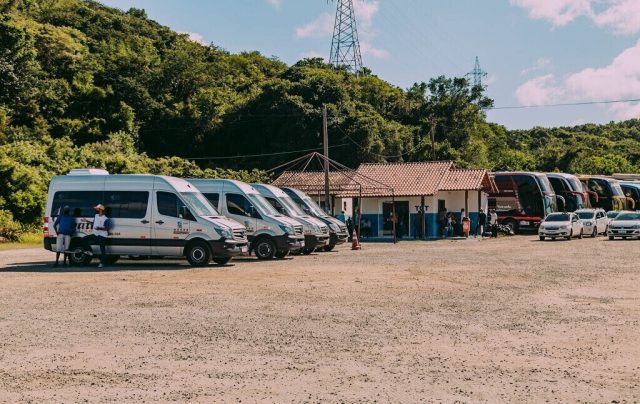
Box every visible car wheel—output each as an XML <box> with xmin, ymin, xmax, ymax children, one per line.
<box><xmin>254</xmin><ymin>238</ymin><xmax>276</xmax><ymax>260</ymax></box>
<box><xmin>592</xmin><ymin>227</ymin><xmax>597</xmax><ymax>238</ymax></box>
<box><xmin>323</xmin><ymin>244</ymin><xmax>335</xmax><ymax>252</ymax></box>
<box><xmin>609</xmin><ymin>236</ymin><xmax>614</xmax><ymax>240</ymax></box>
<box><xmin>212</xmin><ymin>257</ymin><xmax>231</xmax><ymax>266</ymax></box>
<box><xmin>186</xmin><ymin>240</ymin><xmax>211</xmax><ymax>267</ymax></box>
<box><xmin>578</xmin><ymin>229</ymin><xmax>583</xmax><ymax>239</ymax></box>
<box><xmin>539</xmin><ymin>236</ymin><xmax>545</xmax><ymax>241</ymax></box>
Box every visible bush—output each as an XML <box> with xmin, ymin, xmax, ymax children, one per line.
<box><xmin>0</xmin><ymin>209</ymin><xmax>23</xmax><ymax>242</ymax></box>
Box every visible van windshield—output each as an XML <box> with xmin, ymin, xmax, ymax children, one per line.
<box><xmin>248</xmin><ymin>193</ymin><xmax>281</xmax><ymax>217</ymax></box>
<box><xmin>180</xmin><ymin>192</ymin><xmax>220</xmax><ymax>217</ymax></box>
<box><xmin>280</xmin><ymin>196</ymin><xmax>306</xmax><ymax>216</ymax></box>
<box><xmin>303</xmin><ymin>197</ymin><xmax>328</xmax><ymax>217</ymax></box>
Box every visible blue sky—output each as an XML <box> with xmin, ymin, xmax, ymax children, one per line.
<box><xmin>100</xmin><ymin>0</ymin><xmax>640</xmax><ymax>129</ymax></box>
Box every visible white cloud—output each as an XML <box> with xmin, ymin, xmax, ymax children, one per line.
<box><xmin>182</xmin><ymin>32</ymin><xmax>206</xmax><ymax>45</ymax></box>
<box><xmin>521</xmin><ymin>57</ymin><xmax>552</xmax><ymax>76</ymax></box>
<box><xmin>515</xmin><ymin>40</ymin><xmax>640</xmax><ymax>119</ymax></box>
<box><xmin>511</xmin><ymin>0</ymin><xmax>640</xmax><ymax>35</ymax></box>
<box><xmin>266</xmin><ymin>0</ymin><xmax>282</xmax><ymax>9</ymax></box>
<box><xmin>295</xmin><ymin>0</ymin><xmax>389</xmax><ymax>59</ymax></box>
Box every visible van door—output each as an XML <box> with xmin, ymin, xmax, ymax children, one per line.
<box><xmin>152</xmin><ymin>191</ymin><xmax>191</xmax><ymax>257</ymax></box>
<box><xmin>103</xmin><ymin>191</ymin><xmax>151</xmax><ymax>255</ymax></box>
<box><xmin>224</xmin><ymin>193</ymin><xmax>259</xmax><ymax>240</ymax></box>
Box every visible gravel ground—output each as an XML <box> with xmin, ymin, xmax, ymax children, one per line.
<box><xmin>0</xmin><ymin>236</ymin><xmax>638</xmax><ymax>403</ymax></box>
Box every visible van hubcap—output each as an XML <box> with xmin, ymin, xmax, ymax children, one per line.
<box><xmin>191</xmin><ymin>248</ymin><xmax>205</xmax><ymax>262</ymax></box>
<box><xmin>257</xmin><ymin>243</ymin><xmax>272</xmax><ymax>257</ymax></box>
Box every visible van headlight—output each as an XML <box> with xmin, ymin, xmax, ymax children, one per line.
<box><xmin>217</xmin><ymin>227</ymin><xmax>233</xmax><ymax>239</ymax></box>
<box><xmin>279</xmin><ymin>224</ymin><xmax>295</xmax><ymax>235</ymax></box>
<box><xmin>584</xmin><ymin>221</ymin><xmax>593</xmax><ymax>226</ymax></box>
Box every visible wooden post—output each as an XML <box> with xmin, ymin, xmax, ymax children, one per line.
<box><xmin>421</xmin><ymin>195</ymin><xmax>426</xmax><ymax>240</ymax></box>
<box><xmin>392</xmin><ymin>194</ymin><xmax>397</xmax><ymax>244</ymax></box>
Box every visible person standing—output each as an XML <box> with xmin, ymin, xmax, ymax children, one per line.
<box><xmin>83</xmin><ymin>204</ymin><xmax>110</xmax><ymax>268</ymax></box>
<box><xmin>53</xmin><ymin>205</ymin><xmax>74</xmax><ymax>267</ymax></box>
<box><xmin>489</xmin><ymin>209</ymin><xmax>499</xmax><ymax>238</ymax></box>
<box><xmin>458</xmin><ymin>208</ymin><xmax>466</xmax><ymax>237</ymax></box>
<box><xmin>476</xmin><ymin>208</ymin><xmax>487</xmax><ymax>238</ymax></box>
<box><xmin>438</xmin><ymin>208</ymin><xmax>447</xmax><ymax>237</ymax></box>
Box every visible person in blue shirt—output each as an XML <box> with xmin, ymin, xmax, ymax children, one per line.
<box><xmin>53</xmin><ymin>206</ymin><xmax>75</xmax><ymax>267</ymax></box>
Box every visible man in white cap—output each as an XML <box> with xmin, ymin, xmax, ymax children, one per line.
<box><xmin>83</xmin><ymin>204</ymin><xmax>110</xmax><ymax>268</ymax></box>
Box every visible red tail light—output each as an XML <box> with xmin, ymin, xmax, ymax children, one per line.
<box><xmin>43</xmin><ymin>216</ymin><xmax>50</xmax><ymax>237</ymax></box>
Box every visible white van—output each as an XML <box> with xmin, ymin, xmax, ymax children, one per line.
<box><xmin>44</xmin><ymin>169</ymin><xmax>248</xmax><ymax>267</ymax></box>
<box><xmin>281</xmin><ymin>187</ymin><xmax>349</xmax><ymax>251</ymax></box>
<box><xmin>189</xmin><ymin>179</ymin><xmax>305</xmax><ymax>260</ymax></box>
<box><xmin>252</xmin><ymin>184</ymin><xmax>330</xmax><ymax>255</ymax></box>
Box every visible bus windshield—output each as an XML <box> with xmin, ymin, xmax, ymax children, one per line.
<box><xmin>180</xmin><ymin>192</ymin><xmax>220</xmax><ymax>217</ymax></box>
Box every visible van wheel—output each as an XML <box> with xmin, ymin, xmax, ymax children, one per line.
<box><xmin>578</xmin><ymin>229</ymin><xmax>583</xmax><ymax>239</ymax></box>
<box><xmin>275</xmin><ymin>251</ymin><xmax>289</xmax><ymax>259</ymax></box>
<box><xmin>539</xmin><ymin>236</ymin><xmax>545</xmax><ymax>241</ymax></box>
<box><xmin>69</xmin><ymin>243</ymin><xmax>92</xmax><ymax>266</ymax></box>
<box><xmin>212</xmin><ymin>257</ymin><xmax>231</xmax><ymax>266</ymax></box>
<box><xmin>105</xmin><ymin>255</ymin><xmax>120</xmax><ymax>265</ymax></box>
<box><xmin>323</xmin><ymin>244</ymin><xmax>335</xmax><ymax>252</ymax></box>
<box><xmin>254</xmin><ymin>238</ymin><xmax>276</xmax><ymax>260</ymax></box>
<box><xmin>303</xmin><ymin>247</ymin><xmax>314</xmax><ymax>255</ymax></box>
<box><xmin>186</xmin><ymin>241</ymin><xmax>211</xmax><ymax>267</ymax></box>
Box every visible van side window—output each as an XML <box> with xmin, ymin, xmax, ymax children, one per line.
<box><xmin>51</xmin><ymin>191</ymin><xmax>104</xmax><ymax>218</ymax></box>
<box><xmin>157</xmin><ymin>192</ymin><xmax>180</xmax><ymax>218</ymax></box>
<box><xmin>104</xmin><ymin>191</ymin><xmax>149</xmax><ymax>219</ymax></box>
<box><xmin>226</xmin><ymin>193</ymin><xmax>256</xmax><ymax>218</ymax></box>
<box><xmin>265</xmin><ymin>197</ymin><xmax>286</xmax><ymax>215</ymax></box>
<box><xmin>204</xmin><ymin>193</ymin><xmax>220</xmax><ymax>209</ymax></box>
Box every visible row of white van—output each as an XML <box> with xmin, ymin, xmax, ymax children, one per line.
<box><xmin>44</xmin><ymin>169</ymin><xmax>349</xmax><ymax>266</ymax></box>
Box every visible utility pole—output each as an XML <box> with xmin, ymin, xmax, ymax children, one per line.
<box><xmin>429</xmin><ymin>118</ymin><xmax>437</xmax><ymax>161</ymax></box>
<box><xmin>467</xmin><ymin>56</ymin><xmax>488</xmax><ymax>88</ymax></box>
<box><xmin>329</xmin><ymin>0</ymin><xmax>363</xmax><ymax>73</ymax></box>
<box><xmin>323</xmin><ymin>105</ymin><xmax>331</xmax><ymax>213</ymax></box>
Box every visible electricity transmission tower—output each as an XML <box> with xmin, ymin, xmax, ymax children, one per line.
<box><xmin>329</xmin><ymin>0</ymin><xmax>363</xmax><ymax>73</ymax></box>
<box><xmin>467</xmin><ymin>56</ymin><xmax>488</xmax><ymax>87</ymax></box>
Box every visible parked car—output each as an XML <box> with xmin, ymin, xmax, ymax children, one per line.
<box><xmin>607</xmin><ymin>210</ymin><xmax>621</xmax><ymax>220</ymax></box>
<box><xmin>538</xmin><ymin>212</ymin><xmax>584</xmax><ymax>241</ymax></box>
<box><xmin>607</xmin><ymin>211</ymin><xmax>640</xmax><ymax>240</ymax></box>
<box><xmin>575</xmin><ymin>208</ymin><xmax>609</xmax><ymax>237</ymax></box>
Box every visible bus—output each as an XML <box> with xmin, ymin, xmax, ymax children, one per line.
<box><xmin>577</xmin><ymin>176</ymin><xmax>627</xmax><ymax>212</ymax></box>
<box><xmin>546</xmin><ymin>173</ymin><xmax>589</xmax><ymax>212</ymax></box>
<box><xmin>488</xmin><ymin>172</ymin><xmax>558</xmax><ymax>233</ymax></box>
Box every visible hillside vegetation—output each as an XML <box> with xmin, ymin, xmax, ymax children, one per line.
<box><xmin>1</xmin><ymin>0</ymin><xmax>639</xmax><ymax>237</ymax></box>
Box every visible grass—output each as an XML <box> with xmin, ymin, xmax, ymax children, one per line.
<box><xmin>0</xmin><ymin>231</ymin><xmax>41</xmax><ymax>251</ymax></box>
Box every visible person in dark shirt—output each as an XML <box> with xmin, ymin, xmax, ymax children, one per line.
<box><xmin>53</xmin><ymin>206</ymin><xmax>75</xmax><ymax>267</ymax></box>
<box><xmin>477</xmin><ymin>208</ymin><xmax>487</xmax><ymax>238</ymax></box>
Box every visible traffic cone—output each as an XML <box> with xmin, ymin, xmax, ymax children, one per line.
<box><xmin>351</xmin><ymin>229</ymin><xmax>361</xmax><ymax>250</ymax></box>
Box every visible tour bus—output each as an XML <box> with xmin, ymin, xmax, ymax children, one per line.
<box><xmin>44</xmin><ymin>169</ymin><xmax>249</xmax><ymax>267</ymax></box>
<box><xmin>280</xmin><ymin>187</ymin><xmax>349</xmax><ymax>251</ymax></box>
<box><xmin>488</xmin><ymin>172</ymin><xmax>558</xmax><ymax>232</ymax></box>
<box><xmin>189</xmin><ymin>179</ymin><xmax>305</xmax><ymax>260</ymax></box>
<box><xmin>577</xmin><ymin>176</ymin><xmax>627</xmax><ymax>212</ymax></box>
<box><xmin>620</xmin><ymin>182</ymin><xmax>640</xmax><ymax>211</ymax></box>
<box><xmin>252</xmin><ymin>183</ymin><xmax>330</xmax><ymax>255</ymax></box>
<box><xmin>546</xmin><ymin>173</ymin><xmax>589</xmax><ymax>212</ymax></box>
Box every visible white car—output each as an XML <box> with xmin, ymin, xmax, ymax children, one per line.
<box><xmin>575</xmin><ymin>208</ymin><xmax>609</xmax><ymax>237</ymax></box>
<box><xmin>607</xmin><ymin>211</ymin><xmax>640</xmax><ymax>240</ymax></box>
<box><xmin>539</xmin><ymin>212</ymin><xmax>584</xmax><ymax>241</ymax></box>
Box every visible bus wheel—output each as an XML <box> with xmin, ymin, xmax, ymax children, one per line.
<box><xmin>105</xmin><ymin>255</ymin><xmax>120</xmax><ymax>265</ymax></box>
<box><xmin>254</xmin><ymin>238</ymin><xmax>276</xmax><ymax>260</ymax></box>
<box><xmin>212</xmin><ymin>257</ymin><xmax>231</xmax><ymax>266</ymax></box>
<box><xmin>323</xmin><ymin>244</ymin><xmax>335</xmax><ymax>252</ymax></box>
<box><xmin>539</xmin><ymin>236</ymin><xmax>545</xmax><ymax>241</ymax></box>
<box><xmin>186</xmin><ymin>241</ymin><xmax>211</xmax><ymax>266</ymax></box>
<box><xmin>504</xmin><ymin>220</ymin><xmax>518</xmax><ymax>234</ymax></box>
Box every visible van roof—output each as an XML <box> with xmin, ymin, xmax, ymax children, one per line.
<box><xmin>188</xmin><ymin>178</ymin><xmax>259</xmax><ymax>194</ymax></box>
<box><xmin>252</xmin><ymin>183</ymin><xmax>288</xmax><ymax>198</ymax></box>
<box><xmin>52</xmin><ymin>173</ymin><xmax>197</xmax><ymax>193</ymax></box>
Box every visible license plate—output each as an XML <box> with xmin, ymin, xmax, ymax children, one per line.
<box><xmin>520</xmin><ymin>221</ymin><xmax>530</xmax><ymax>226</ymax></box>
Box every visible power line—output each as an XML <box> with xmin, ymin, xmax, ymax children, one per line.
<box><xmin>185</xmin><ymin>143</ymin><xmax>349</xmax><ymax>160</ymax></box>
<box><xmin>487</xmin><ymin>98</ymin><xmax>640</xmax><ymax>110</ymax></box>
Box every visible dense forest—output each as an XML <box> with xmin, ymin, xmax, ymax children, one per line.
<box><xmin>1</xmin><ymin>0</ymin><xmax>639</xmax><ymax>238</ymax></box>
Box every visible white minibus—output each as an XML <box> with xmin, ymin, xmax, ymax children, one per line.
<box><xmin>189</xmin><ymin>179</ymin><xmax>305</xmax><ymax>260</ymax></box>
<box><xmin>252</xmin><ymin>183</ymin><xmax>330</xmax><ymax>255</ymax></box>
<box><xmin>44</xmin><ymin>169</ymin><xmax>248</xmax><ymax>267</ymax></box>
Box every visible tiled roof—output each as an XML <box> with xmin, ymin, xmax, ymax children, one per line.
<box><xmin>344</xmin><ymin>161</ymin><xmax>454</xmax><ymax>197</ymax></box>
<box><xmin>272</xmin><ymin>161</ymin><xmax>496</xmax><ymax>197</ymax></box>
<box><xmin>440</xmin><ymin>169</ymin><xmax>495</xmax><ymax>192</ymax></box>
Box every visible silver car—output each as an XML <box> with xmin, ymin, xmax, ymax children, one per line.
<box><xmin>575</xmin><ymin>208</ymin><xmax>609</xmax><ymax>237</ymax></box>
<box><xmin>539</xmin><ymin>212</ymin><xmax>584</xmax><ymax>241</ymax></box>
<box><xmin>607</xmin><ymin>211</ymin><xmax>640</xmax><ymax>240</ymax></box>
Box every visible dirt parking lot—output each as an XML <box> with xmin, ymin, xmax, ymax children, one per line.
<box><xmin>0</xmin><ymin>236</ymin><xmax>638</xmax><ymax>402</ymax></box>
